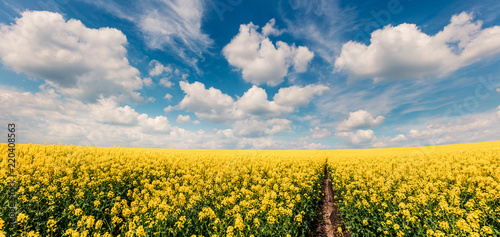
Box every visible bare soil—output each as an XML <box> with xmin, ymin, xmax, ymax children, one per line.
<box><xmin>316</xmin><ymin>168</ymin><xmax>351</xmax><ymax>237</ymax></box>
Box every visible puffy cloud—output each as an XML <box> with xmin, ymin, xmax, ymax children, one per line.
<box><xmin>177</xmin><ymin>81</ymin><xmax>327</xmax><ymax>123</ymax></box>
<box><xmin>159</xmin><ymin>78</ymin><xmax>174</xmax><ymax>88</ymax></box>
<box><xmin>274</xmin><ymin>84</ymin><xmax>329</xmax><ymax>107</ymax></box>
<box><xmin>292</xmin><ymin>46</ymin><xmax>315</xmax><ymax>73</ymax></box>
<box><xmin>137</xmin><ymin>114</ymin><xmax>171</xmax><ymax>133</ymax></box>
<box><xmin>149</xmin><ymin>60</ymin><xmax>172</xmax><ymax>76</ymax></box>
<box><xmin>337</xmin><ymin>110</ymin><xmax>385</xmax><ymax>131</ymax></box>
<box><xmin>164</xmin><ymin>93</ymin><xmax>173</xmax><ymax>100</ymax></box>
<box><xmin>390</xmin><ymin>134</ymin><xmax>408</xmax><ymax>142</ymax></box>
<box><xmin>265</xmin><ymin>118</ymin><xmax>293</xmax><ymax>135</ymax></box>
<box><xmin>336</xmin><ymin>129</ymin><xmax>376</xmax><ymax>145</ymax></box>
<box><xmin>0</xmin><ymin>87</ymin><xmax>177</xmax><ymax>147</ymax></box>
<box><xmin>143</xmin><ymin>77</ymin><xmax>154</xmax><ymax>87</ymax></box>
<box><xmin>497</xmin><ymin>88</ymin><xmax>500</xmax><ymax>94</ymax></box>
<box><xmin>335</xmin><ymin>12</ymin><xmax>500</xmax><ymax>81</ymax></box>
<box><xmin>225</xmin><ymin>118</ymin><xmax>292</xmax><ymax>138</ymax></box>
<box><xmin>222</xmin><ymin>19</ymin><xmax>314</xmax><ymax>86</ymax></box>
<box><xmin>177</xmin><ymin>114</ymin><xmax>191</xmax><ymax>123</ymax></box>
<box><xmin>309</xmin><ymin>127</ymin><xmax>331</xmax><ymax>139</ymax></box>
<box><xmin>0</xmin><ymin>11</ymin><xmax>144</xmax><ymax>103</ymax></box>
<box><xmin>177</xmin><ymin>81</ymin><xmax>235</xmax><ymax>123</ymax></box>
<box><xmin>236</xmin><ymin>86</ymin><xmax>294</xmax><ymax>117</ymax></box>
<box><xmin>89</xmin><ymin>97</ymin><xmax>140</xmax><ymax>125</ymax></box>
<box><xmin>148</xmin><ymin>60</ymin><xmax>188</xmax><ymax>88</ymax></box>
<box><xmin>262</xmin><ymin>18</ymin><xmax>284</xmax><ymax>36</ymax></box>
<box><xmin>498</xmin><ymin>105</ymin><xmax>500</xmax><ymax>118</ymax></box>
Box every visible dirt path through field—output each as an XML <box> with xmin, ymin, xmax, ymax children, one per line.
<box><xmin>317</xmin><ymin>167</ymin><xmax>350</xmax><ymax>237</ymax></box>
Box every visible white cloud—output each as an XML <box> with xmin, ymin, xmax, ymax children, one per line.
<box><xmin>274</xmin><ymin>84</ymin><xmax>329</xmax><ymax>107</ymax></box>
<box><xmin>222</xmin><ymin>20</ymin><xmax>314</xmax><ymax>86</ymax></box>
<box><xmin>265</xmin><ymin>118</ymin><xmax>293</xmax><ymax>135</ymax></box>
<box><xmin>262</xmin><ymin>18</ymin><xmax>284</xmax><ymax>36</ymax></box>
<box><xmin>137</xmin><ymin>114</ymin><xmax>171</xmax><ymax>133</ymax></box>
<box><xmin>177</xmin><ymin>81</ymin><xmax>327</xmax><ymax>123</ymax></box>
<box><xmin>310</xmin><ymin>127</ymin><xmax>331</xmax><ymax>139</ymax></box>
<box><xmin>498</xmin><ymin>105</ymin><xmax>500</xmax><ymax>118</ymax></box>
<box><xmin>159</xmin><ymin>78</ymin><xmax>174</xmax><ymax>88</ymax></box>
<box><xmin>143</xmin><ymin>77</ymin><xmax>154</xmax><ymax>87</ymax></box>
<box><xmin>82</xmin><ymin>0</ymin><xmax>212</xmax><ymax>68</ymax></box>
<box><xmin>163</xmin><ymin>105</ymin><xmax>174</xmax><ymax>113</ymax></box>
<box><xmin>89</xmin><ymin>97</ymin><xmax>140</xmax><ymax>125</ymax></box>
<box><xmin>0</xmin><ymin>11</ymin><xmax>144</xmax><ymax>103</ymax></box>
<box><xmin>390</xmin><ymin>134</ymin><xmax>408</xmax><ymax>142</ymax></box>
<box><xmin>280</xmin><ymin>0</ymin><xmax>356</xmax><ymax>65</ymax></box>
<box><xmin>336</xmin><ymin>129</ymin><xmax>376</xmax><ymax>145</ymax></box>
<box><xmin>149</xmin><ymin>60</ymin><xmax>172</xmax><ymax>76</ymax></box>
<box><xmin>0</xmin><ymin>87</ymin><xmax>177</xmax><ymax>147</ymax></box>
<box><xmin>164</xmin><ymin>93</ymin><xmax>173</xmax><ymax>100</ymax></box>
<box><xmin>177</xmin><ymin>114</ymin><xmax>192</xmax><ymax>123</ymax></box>
<box><xmin>335</xmin><ymin>12</ymin><xmax>500</xmax><ymax>81</ymax></box>
<box><xmin>337</xmin><ymin>110</ymin><xmax>385</xmax><ymax>131</ymax></box>
<box><xmin>236</xmin><ymin>137</ymin><xmax>281</xmax><ymax>150</ymax></box>
<box><xmin>177</xmin><ymin>81</ymin><xmax>235</xmax><ymax>123</ymax></box>
<box><xmin>497</xmin><ymin>88</ymin><xmax>500</xmax><ymax>94</ymax></box>
<box><xmin>235</xmin><ymin>86</ymin><xmax>294</xmax><ymax>117</ymax></box>
<box><xmin>288</xmin><ymin>138</ymin><xmax>330</xmax><ymax>150</ymax></box>
<box><xmin>292</xmin><ymin>46</ymin><xmax>315</xmax><ymax>73</ymax></box>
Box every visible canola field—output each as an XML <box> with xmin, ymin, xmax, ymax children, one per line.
<box><xmin>328</xmin><ymin>142</ymin><xmax>500</xmax><ymax>236</ymax></box>
<box><xmin>1</xmin><ymin>141</ymin><xmax>500</xmax><ymax>237</ymax></box>
<box><xmin>1</xmin><ymin>145</ymin><xmax>324</xmax><ymax>237</ymax></box>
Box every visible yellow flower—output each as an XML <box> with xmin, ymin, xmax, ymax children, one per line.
<box><xmin>363</xmin><ymin>219</ymin><xmax>368</xmax><ymax>226</ymax></box>
<box><xmin>17</xmin><ymin>213</ymin><xmax>28</xmax><ymax>225</ymax></box>
<box><xmin>136</xmin><ymin>225</ymin><xmax>146</xmax><ymax>237</ymax></box>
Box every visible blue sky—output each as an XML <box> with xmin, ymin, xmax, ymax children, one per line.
<box><xmin>1</xmin><ymin>0</ymin><xmax>500</xmax><ymax>149</ymax></box>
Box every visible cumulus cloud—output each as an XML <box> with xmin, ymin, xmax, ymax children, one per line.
<box><xmin>335</xmin><ymin>12</ymin><xmax>500</xmax><ymax>81</ymax></box>
<box><xmin>137</xmin><ymin>114</ymin><xmax>171</xmax><ymax>133</ymax></box>
<box><xmin>274</xmin><ymin>84</ymin><xmax>329</xmax><ymax>107</ymax></box>
<box><xmin>390</xmin><ymin>134</ymin><xmax>408</xmax><ymax>142</ymax></box>
<box><xmin>0</xmin><ymin>87</ymin><xmax>177</xmax><ymax>147</ymax></box>
<box><xmin>262</xmin><ymin>18</ymin><xmax>284</xmax><ymax>36</ymax></box>
<box><xmin>0</xmin><ymin>11</ymin><xmax>144</xmax><ymax>103</ymax></box>
<box><xmin>148</xmin><ymin>60</ymin><xmax>188</xmax><ymax>88</ymax></box>
<box><xmin>177</xmin><ymin>81</ymin><xmax>235</xmax><ymax>123</ymax></box>
<box><xmin>159</xmin><ymin>78</ymin><xmax>174</xmax><ymax>88</ymax></box>
<box><xmin>149</xmin><ymin>60</ymin><xmax>172</xmax><ymax>76</ymax></box>
<box><xmin>235</xmin><ymin>86</ymin><xmax>294</xmax><ymax>117</ymax></box>
<box><xmin>223</xmin><ymin>19</ymin><xmax>314</xmax><ymax>86</ymax></box>
<box><xmin>177</xmin><ymin>114</ymin><xmax>192</xmax><ymax>123</ymax></box>
<box><xmin>143</xmin><ymin>78</ymin><xmax>154</xmax><ymax>87</ymax></box>
<box><xmin>232</xmin><ymin>118</ymin><xmax>292</xmax><ymax>138</ymax></box>
<box><xmin>176</xmin><ymin>81</ymin><xmax>327</xmax><ymax>123</ymax></box>
<box><xmin>309</xmin><ymin>127</ymin><xmax>331</xmax><ymax>139</ymax></box>
<box><xmin>89</xmin><ymin>97</ymin><xmax>140</xmax><ymax>125</ymax></box>
<box><xmin>337</xmin><ymin>110</ymin><xmax>385</xmax><ymax>131</ymax></box>
<box><xmin>336</xmin><ymin>129</ymin><xmax>376</xmax><ymax>145</ymax></box>
<box><xmin>164</xmin><ymin>93</ymin><xmax>173</xmax><ymax>100</ymax></box>
<box><xmin>498</xmin><ymin>105</ymin><xmax>500</xmax><ymax>118</ymax></box>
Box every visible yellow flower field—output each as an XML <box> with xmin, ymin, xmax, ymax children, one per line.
<box><xmin>1</xmin><ymin>144</ymin><xmax>325</xmax><ymax>236</ymax></box>
<box><xmin>1</xmin><ymin>141</ymin><xmax>499</xmax><ymax>236</ymax></box>
<box><xmin>328</xmin><ymin>141</ymin><xmax>500</xmax><ymax>236</ymax></box>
